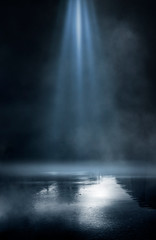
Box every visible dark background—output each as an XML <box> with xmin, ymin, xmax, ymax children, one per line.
<box><xmin>0</xmin><ymin>0</ymin><xmax>155</xmax><ymax>164</ymax></box>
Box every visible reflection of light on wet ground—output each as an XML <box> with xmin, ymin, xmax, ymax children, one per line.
<box><xmin>1</xmin><ymin>176</ymin><xmax>156</xmax><ymax>239</ymax></box>
<box><xmin>37</xmin><ymin>184</ymin><xmax>57</xmax><ymax>197</ymax></box>
<box><xmin>34</xmin><ymin>176</ymin><xmax>130</xmax><ymax>229</ymax></box>
<box><xmin>79</xmin><ymin>176</ymin><xmax>129</xmax><ymax>203</ymax></box>
<box><xmin>77</xmin><ymin>177</ymin><xmax>130</xmax><ymax>228</ymax></box>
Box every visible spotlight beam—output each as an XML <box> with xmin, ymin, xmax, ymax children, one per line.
<box><xmin>50</xmin><ymin>0</ymin><xmax>101</xmax><ymax>157</ymax></box>
<box><xmin>76</xmin><ymin>0</ymin><xmax>82</xmax><ymax>51</ymax></box>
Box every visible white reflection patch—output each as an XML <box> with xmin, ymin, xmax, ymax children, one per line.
<box><xmin>37</xmin><ymin>184</ymin><xmax>57</xmax><ymax>196</ymax></box>
<box><xmin>78</xmin><ymin>177</ymin><xmax>128</xmax><ymax>204</ymax></box>
<box><xmin>77</xmin><ymin>177</ymin><xmax>130</xmax><ymax>228</ymax></box>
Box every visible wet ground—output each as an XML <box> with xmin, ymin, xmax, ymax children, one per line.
<box><xmin>0</xmin><ymin>174</ymin><xmax>156</xmax><ymax>240</ymax></box>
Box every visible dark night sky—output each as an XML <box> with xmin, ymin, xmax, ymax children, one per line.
<box><xmin>0</xmin><ymin>0</ymin><xmax>156</xmax><ymax>163</ymax></box>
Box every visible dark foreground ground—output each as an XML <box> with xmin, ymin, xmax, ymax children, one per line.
<box><xmin>0</xmin><ymin>173</ymin><xmax>156</xmax><ymax>240</ymax></box>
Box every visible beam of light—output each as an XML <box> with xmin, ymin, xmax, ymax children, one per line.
<box><xmin>50</xmin><ymin>0</ymin><xmax>101</xmax><ymax>158</ymax></box>
<box><xmin>76</xmin><ymin>0</ymin><xmax>82</xmax><ymax>52</ymax></box>
<box><xmin>75</xmin><ymin>0</ymin><xmax>83</xmax><ymax>126</ymax></box>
